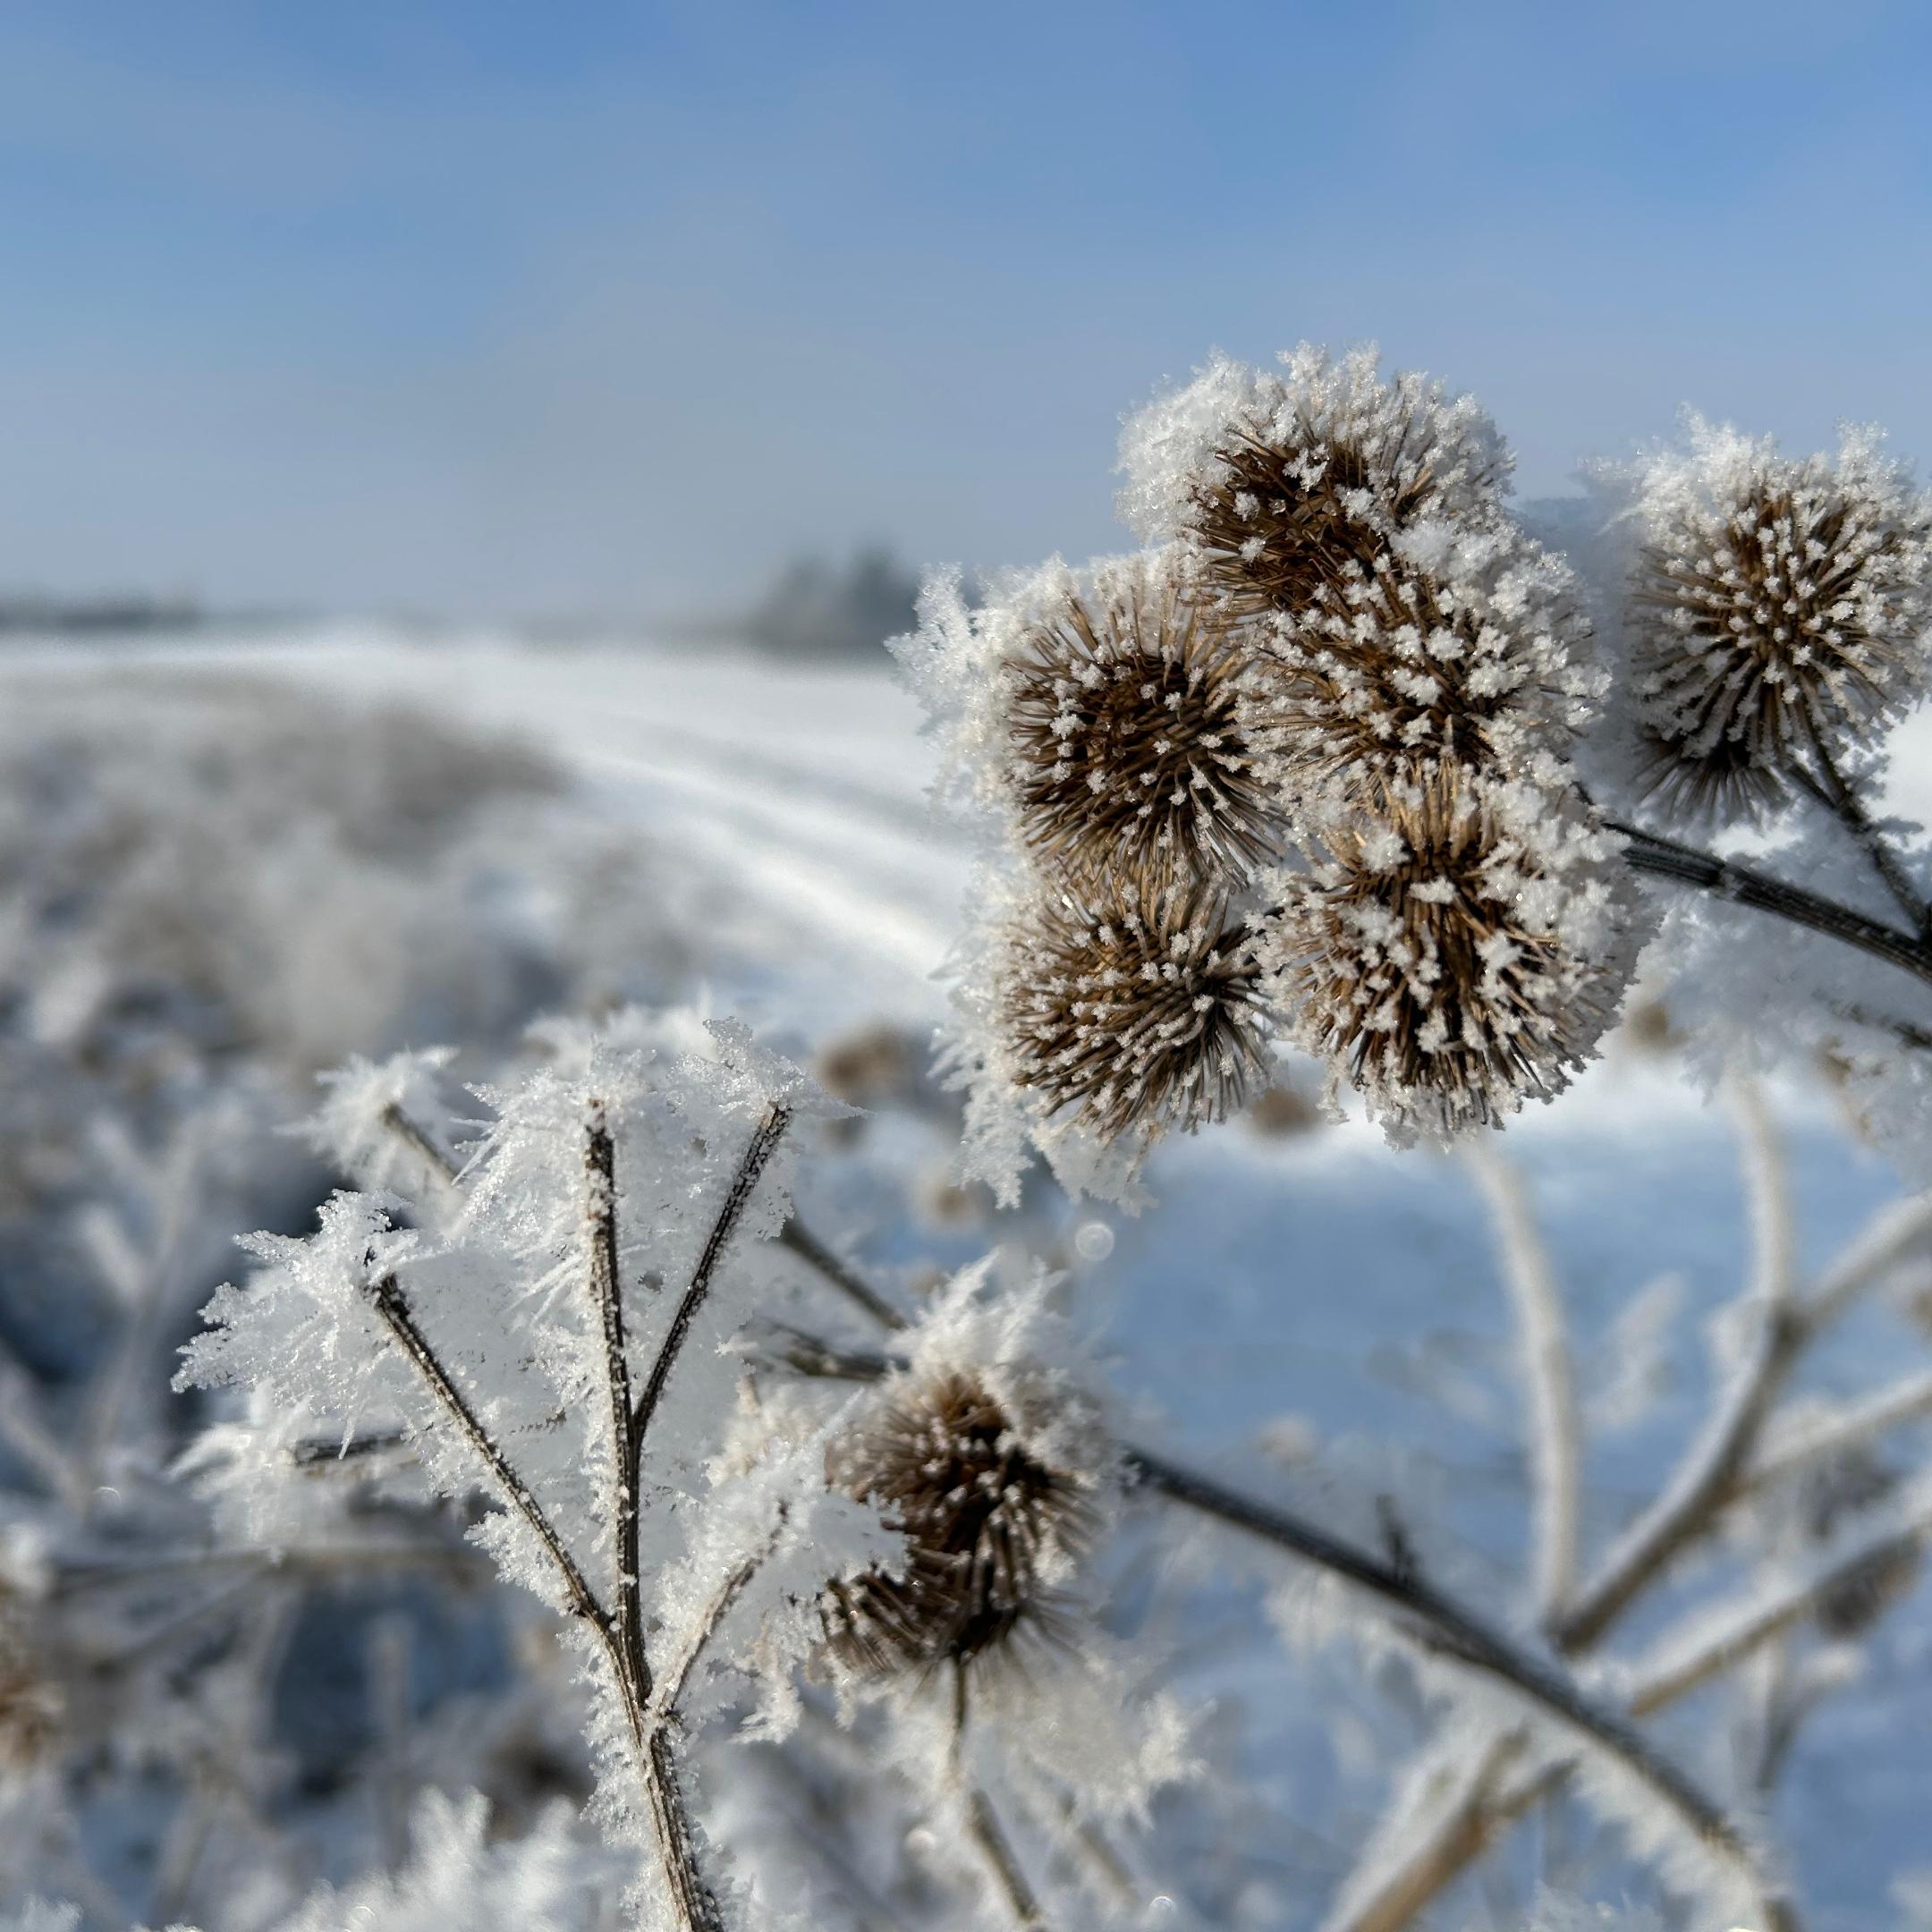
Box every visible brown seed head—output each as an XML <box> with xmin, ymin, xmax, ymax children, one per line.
<box><xmin>1267</xmin><ymin>776</ymin><xmax>1632</xmax><ymax>1143</ymax></box>
<box><xmin>1004</xmin><ymin>565</ymin><xmax>1275</xmax><ymax>887</ymax></box>
<box><xmin>822</xmin><ymin>1367</ymin><xmax>1097</xmax><ymax>1680</ymax></box>
<box><xmin>996</xmin><ymin>880</ymin><xmax>1271</xmax><ymax>1146</ymax></box>
<box><xmin>1631</xmin><ymin>441</ymin><xmax>1932</xmax><ymax>824</ymax></box>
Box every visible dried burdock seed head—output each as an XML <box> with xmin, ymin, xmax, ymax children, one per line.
<box><xmin>1002</xmin><ymin>555</ymin><xmax>1277</xmax><ymax>887</ymax></box>
<box><xmin>0</xmin><ymin>1594</ymin><xmax>59</xmax><ymax>1775</ymax></box>
<box><xmin>1629</xmin><ymin>418</ymin><xmax>1932</xmax><ymax>825</ymax></box>
<box><xmin>995</xmin><ymin>879</ymin><xmax>1272</xmax><ymax>1148</ymax></box>
<box><xmin>1261</xmin><ymin>775</ymin><xmax>1640</xmax><ymax>1146</ymax></box>
<box><xmin>1118</xmin><ymin>343</ymin><xmax>1512</xmax><ymax>624</ymax></box>
<box><xmin>822</xmin><ymin>1364</ymin><xmax>1098</xmax><ymax>1681</ymax></box>
<box><xmin>1245</xmin><ymin>522</ymin><xmax>1601</xmax><ymax>805</ymax></box>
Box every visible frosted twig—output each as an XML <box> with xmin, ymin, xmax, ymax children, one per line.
<box><xmin>1626</xmin><ymin>1482</ymin><xmax>1932</xmax><ymax>1716</ymax></box>
<box><xmin>362</xmin><ymin>1270</ymin><xmax>609</xmax><ymax>1634</ymax></box>
<box><xmin>378</xmin><ymin>1100</ymin><xmax>464</xmax><ymax>1193</ymax></box>
<box><xmin>1555</xmin><ymin>1174</ymin><xmax>1932</xmax><ymax>1651</ymax></box>
<box><xmin>1469</xmin><ymin>1148</ymin><xmax>1580</xmax><ymax>1627</ymax></box>
<box><xmin>1789</xmin><ymin>725</ymin><xmax>1929</xmax><ymax>933</ymax></box>
<box><xmin>1738</xmin><ymin>1365</ymin><xmax>1932</xmax><ymax>1499</ymax></box>
<box><xmin>1318</xmin><ymin>1731</ymin><xmax>1525</xmax><ymax>1932</ymax></box>
<box><xmin>965</xmin><ymin>1785</ymin><xmax>1046</xmax><ymax>1929</ymax></box>
<box><xmin>1730</xmin><ymin>1072</ymin><xmax>1796</xmax><ymax>1309</ymax></box>
<box><xmin>1609</xmin><ymin>816</ymin><xmax>1932</xmax><ymax>990</ymax></box>
<box><xmin>631</xmin><ymin>1103</ymin><xmax>792</xmax><ymax>1442</ymax></box>
<box><xmin>585</xmin><ymin>1104</ymin><xmax>648</xmax><ymax>1698</ymax></box>
<box><xmin>778</xmin><ymin>1216</ymin><xmax>908</xmax><ymax>1330</ymax></box>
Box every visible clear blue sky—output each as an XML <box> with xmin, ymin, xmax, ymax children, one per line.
<box><xmin>2</xmin><ymin>1</ymin><xmax>1928</xmax><ymax>619</ymax></box>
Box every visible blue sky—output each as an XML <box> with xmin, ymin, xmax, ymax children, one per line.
<box><xmin>1</xmin><ymin>1</ymin><xmax>1928</xmax><ymax>618</ymax></box>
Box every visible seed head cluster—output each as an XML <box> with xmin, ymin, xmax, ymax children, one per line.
<box><xmin>1002</xmin><ymin>556</ymin><xmax>1275</xmax><ymax>887</ymax></box>
<box><xmin>1629</xmin><ymin>423</ymin><xmax>1932</xmax><ymax>824</ymax></box>
<box><xmin>822</xmin><ymin>1366</ymin><xmax>1097</xmax><ymax>1682</ymax></box>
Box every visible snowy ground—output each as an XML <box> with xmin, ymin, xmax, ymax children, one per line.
<box><xmin>10</xmin><ymin>627</ymin><xmax>1932</xmax><ymax>1928</ymax></box>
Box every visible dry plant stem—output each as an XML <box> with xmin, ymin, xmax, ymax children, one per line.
<box><xmin>1788</xmin><ymin>730</ymin><xmax>1929</xmax><ymax>933</ymax></box>
<box><xmin>1119</xmin><ymin>1446</ymin><xmax>1779</xmax><ymax>1906</ymax></box>
<box><xmin>586</xmin><ymin>1107</ymin><xmax>648</xmax><ymax>1699</ymax></box>
<box><xmin>364</xmin><ymin>1271</ymin><xmax>609</xmax><ymax>1632</ymax></box>
<box><xmin>1469</xmin><ymin>1149</ymin><xmax>1580</xmax><ymax>1627</ymax></box>
<box><xmin>778</xmin><ymin>1217</ymin><xmax>908</xmax><ymax>1330</ymax></box>
<box><xmin>1552</xmin><ymin>1185</ymin><xmax>1932</xmax><ymax>1653</ymax></box>
<box><xmin>1321</xmin><ymin>1732</ymin><xmax>1526</xmax><ymax>1932</ymax></box>
<box><xmin>631</xmin><ymin>1103</ymin><xmax>792</xmax><ymax>1441</ymax></box>
<box><xmin>1608</xmin><ymin>816</ymin><xmax>1932</xmax><ymax>987</ymax></box>
<box><xmin>965</xmin><ymin>1785</ymin><xmax>1046</xmax><ymax>1930</ymax></box>
<box><xmin>378</xmin><ymin>1100</ymin><xmax>464</xmax><ymax>1193</ymax></box>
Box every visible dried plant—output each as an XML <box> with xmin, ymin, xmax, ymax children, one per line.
<box><xmin>1627</xmin><ymin>419</ymin><xmax>1932</xmax><ymax>825</ymax></box>
<box><xmin>1001</xmin><ymin>555</ymin><xmax>1275</xmax><ymax>887</ymax></box>
<box><xmin>823</xmin><ymin>1364</ymin><xmax>1100</xmax><ymax>1684</ymax></box>
<box><xmin>988</xmin><ymin>877</ymin><xmax>1271</xmax><ymax>1150</ymax></box>
<box><xmin>1261</xmin><ymin>777</ymin><xmax>1637</xmax><ymax>1142</ymax></box>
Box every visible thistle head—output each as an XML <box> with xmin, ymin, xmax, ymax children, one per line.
<box><xmin>1119</xmin><ymin>343</ymin><xmax>1511</xmax><ymax>623</ymax></box>
<box><xmin>1002</xmin><ymin>555</ymin><xmax>1276</xmax><ymax>888</ymax></box>
<box><xmin>1246</xmin><ymin>522</ymin><xmax>1599</xmax><ymax>804</ymax></box>
<box><xmin>993</xmin><ymin>878</ymin><xmax>1272</xmax><ymax>1148</ymax></box>
<box><xmin>1629</xmin><ymin>419</ymin><xmax>1932</xmax><ymax>823</ymax></box>
<box><xmin>822</xmin><ymin>1363</ymin><xmax>1098</xmax><ymax>1682</ymax></box>
<box><xmin>1262</xmin><ymin>775</ymin><xmax>1638</xmax><ymax>1145</ymax></box>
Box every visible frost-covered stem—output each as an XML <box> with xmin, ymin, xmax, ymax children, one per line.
<box><xmin>1319</xmin><ymin>1733</ymin><xmax>1525</xmax><ymax>1932</ymax></box>
<box><xmin>1608</xmin><ymin>816</ymin><xmax>1932</xmax><ymax>987</ymax></box>
<box><xmin>631</xmin><ymin>1104</ymin><xmax>792</xmax><ymax>1442</ymax></box>
<box><xmin>379</xmin><ymin>1100</ymin><xmax>464</xmax><ymax>1192</ymax></box>
<box><xmin>1469</xmin><ymin>1148</ymin><xmax>1580</xmax><ymax>1627</ymax></box>
<box><xmin>965</xmin><ymin>1785</ymin><xmax>1046</xmax><ymax>1929</ymax></box>
<box><xmin>1626</xmin><ymin>1499</ymin><xmax>1932</xmax><ymax>1715</ymax></box>
<box><xmin>1555</xmin><ymin>1179</ymin><xmax>1931</xmax><ymax>1653</ymax></box>
<box><xmin>585</xmin><ymin>1106</ymin><xmax>648</xmax><ymax>1700</ymax></box>
<box><xmin>778</xmin><ymin>1216</ymin><xmax>908</xmax><ymax>1329</ymax></box>
<box><xmin>1792</xmin><ymin>722</ymin><xmax>1929</xmax><ymax>932</ymax></box>
<box><xmin>1122</xmin><ymin>1448</ymin><xmax>1774</xmax><ymax>1899</ymax></box>
<box><xmin>647</xmin><ymin>1728</ymin><xmax>728</xmax><ymax>1932</ymax></box>
<box><xmin>1731</xmin><ymin>1072</ymin><xmax>1796</xmax><ymax>1308</ymax></box>
<box><xmin>364</xmin><ymin>1270</ymin><xmax>611</xmax><ymax>1633</ymax></box>
<box><xmin>1738</xmin><ymin>1366</ymin><xmax>1932</xmax><ymax>1498</ymax></box>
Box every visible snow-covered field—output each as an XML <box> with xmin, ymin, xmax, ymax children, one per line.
<box><xmin>6</xmin><ymin>628</ymin><xmax>1932</xmax><ymax>1929</ymax></box>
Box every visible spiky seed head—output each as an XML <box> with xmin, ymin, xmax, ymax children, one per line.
<box><xmin>1262</xmin><ymin>776</ymin><xmax>1638</xmax><ymax>1145</ymax></box>
<box><xmin>0</xmin><ymin>1594</ymin><xmax>58</xmax><ymax>1774</ymax></box>
<box><xmin>1118</xmin><ymin>343</ymin><xmax>1512</xmax><ymax>624</ymax></box>
<box><xmin>1244</xmin><ymin>526</ymin><xmax>1600</xmax><ymax>804</ymax></box>
<box><xmin>822</xmin><ymin>1366</ymin><xmax>1097</xmax><ymax>1680</ymax></box>
<box><xmin>994</xmin><ymin>879</ymin><xmax>1271</xmax><ymax>1146</ymax></box>
<box><xmin>1002</xmin><ymin>559</ymin><xmax>1276</xmax><ymax>887</ymax></box>
<box><xmin>1629</xmin><ymin>421</ymin><xmax>1932</xmax><ymax>824</ymax></box>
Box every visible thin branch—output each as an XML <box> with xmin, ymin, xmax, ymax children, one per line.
<box><xmin>1318</xmin><ymin>1732</ymin><xmax>1525</xmax><ymax>1932</ymax></box>
<box><xmin>1608</xmin><ymin>817</ymin><xmax>1932</xmax><ymax>989</ymax></box>
<box><xmin>1739</xmin><ymin>1366</ymin><xmax>1932</xmax><ymax>1500</ymax></box>
<box><xmin>1122</xmin><ymin>1448</ymin><xmax>1774</xmax><ymax>1902</ymax></box>
<box><xmin>631</xmin><ymin>1103</ymin><xmax>792</xmax><ymax>1442</ymax></box>
<box><xmin>1626</xmin><ymin>1487</ymin><xmax>1932</xmax><ymax>1716</ymax></box>
<box><xmin>964</xmin><ymin>1785</ymin><xmax>1046</xmax><ymax>1930</ymax></box>
<box><xmin>1469</xmin><ymin>1148</ymin><xmax>1580</xmax><ymax>1627</ymax></box>
<box><xmin>1730</xmin><ymin>1072</ymin><xmax>1796</xmax><ymax>1310</ymax></box>
<box><xmin>1791</xmin><ymin>724</ymin><xmax>1928</xmax><ymax>933</ymax></box>
<box><xmin>379</xmin><ymin>1100</ymin><xmax>463</xmax><ymax>1191</ymax></box>
<box><xmin>363</xmin><ymin>1269</ymin><xmax>610</xmax><ymax>1633</ymax></box>
<box><xmin>647</xmin><ymin>1728</ymin><xmax>728</xmax><ymax>1932</ymax></box>
<box><xmin>585</xmin><ymin>1104</ymin><xmax>648</xmax><ymax>1701</ymax></box>
<box><xmin>779</xmin><ymin>1216</ymin><xmax>908</xmax><ymax>1330</ymax></box>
